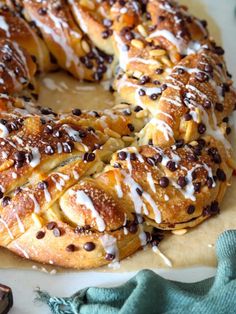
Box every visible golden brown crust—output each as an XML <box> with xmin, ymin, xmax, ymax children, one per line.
<box><xmin>0</xmin><ymin>0</ymin><xmax>235</xmax><ymax>269</ymax></box>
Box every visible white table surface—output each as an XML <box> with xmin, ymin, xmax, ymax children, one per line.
<box><xmin>0</xmin><ymin>1</ymin><xmax>236</xmax><ymax>313</ymax></box>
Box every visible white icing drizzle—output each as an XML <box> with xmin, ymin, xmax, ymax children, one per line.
<box><xmin>139</xmin><ymin>225</ymin><xmax>147</xmax><ymax>246</ymax></box>
<box><xmin>72</xmin><ymin>170</ymin><xmax>79</xmax><ymax>180</ymax></box>
<box><xmin>0</xmin><ymin>16</ymin><xmax>10</xmax><ymax>37</ymax></box>
<box><xmin>68</xmin><ymin>0</ymin><xmax>88</xmax><ymax>33</ymax></box>
<box><xmin>14</xmin><ymin>243</ymin><xmax>30</xmax><ymax>259</ymax></box>
<box><xmin>57</xmin><ymin>143</ymin><xmax>63</xmax><ymax>154</ymax></box>
<box><xmin>62</xmin><ymin>125</ymin><xmax>82</xmax><ymax>142</ymax></box>
<box><xmin>0</xmin><ymin>218</ymin><xmax>14</xmax><ymax>239</ymax></box>
<box><xmin>100</xmin><ymin>234</ymin><xmax>120</xmax><ymax>267</ymax></box>
<box><xmin>0</xmin><ymin>122</ymin><xmax>9</xmax><ymax>138</ymax></box>
<box><xmin>52</xmin><ymin>176</ymin><xmax>65</xmax><ymax>191</ymax></box>
<box><xmin>113</xmin><ymin>32</ymin><xmax>129</xmax><ymax>70</ymax></box>
<box><xmin>147</xmin><ymin>172</ymin><xmax>156</xmax><ymax>193</ymax></box>
<box><xmin>27</xmin><ymin>7</ymin><xmax>83</xmax><ymax>77</ymax></box>
<box><xmin>29</xmin><ymin>194</ymin><xmax>41</xmax><ymax>213</ymax></box>
<box><xmin>44</xmin><ymin>187</ymin><xmax>51</xmax><ymax>202</ymax></box>
<box><xmin>29</xmin><ymin>147</ymin><xmax>41</xmax><ymax>168</ymax></box>
<box><xmin>72</xmin><ymin>190</ymin><xmax>106</xmax><ymax>232</ymax></box>
<box><xmin>152</xmin><ymin>246</ymin><xmax>172</xmax><ymax>267</ymax></box>
<box><xmin>148</xmin><ymin>117</ymin><xmax>174</xmax><ymax>140</ymax></box>
<box><xmin>114</xmin><ymin>171</ymin><xmax>123</xmax><ymax>198</ymax></box>
<box><xmin>123</xmin><ymin>171</ymin><xmax>162</xmax><ymax>223</ymax></box>
<box><xmin>142</xmin><ymin>192</ymin><xmax>161</xmax><ymax>223</ymax></box>
<box><xmin>14</xmin><ymin>211</ymin><xmax>25</xmax><ymax>233</ymax></box>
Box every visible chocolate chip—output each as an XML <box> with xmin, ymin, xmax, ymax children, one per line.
<box><xmin>136</xmin><ymin>187</ymin><xmax>143</xmax><ymax>196</ymax></box>
<box><xmin>53</xmin><ymin>130</ymin><xmax>62</xmax><ymax>138</ymax></box>
<box><xmin>175</xmin><ymin>139</ymin><xmax>185</xmax><ymax>148</ymax></box>
<box><xmin>138</xmin><ymin>89</ymin><xmax>146</xmax><ymax>96</ymax></box>
<box><xmin>36</xmin><ymin>231</ymin><xmax>45</xmax><ymax>239</ymax></box>
<box><xmin>14</xmin><ymin>151</ymin><xmax>26</xmax><ymax>162</ymax></box>
<box><xmin>212</xmin><ymin>153</ymin><xmax>222</xmax><ymax>164</ymax></box>
<box><xmin>203</xmin><ymin>99</ymin><xmax>212</xmax><ymax>109</ymax></box>
<box><xmin>83</xmin><ymin>152</ymin><xmax>96</xmax><ymax>162</ymax></box>
<box><xmin>187</xmin><ymin>205</ymin><xmax>195</xmax><ymax>214</ymax></box>
<box><xmin>154</xmin><ymin>154</ymin><xmax>163</xmax><ymax>163</ymax></box>
<box><xmin>66</xmin><ymin>244</ymin><xmax>76</xmax><ymax>252</ymax></box>
<box><xmin>216</xmin><ymin>168</ymin><xmax>226</xmax><ymax>181</ymax></box>
<box><xmin>161</xmin><ymin>84</ymin><xmax>167</xmax><ymax>92</ymax></box>
<box><xmin>222</xmin><ymin>117</ymin><xmax>229</xmax><ymax>123</ymax></box>
<box><xmin>53</xmin><ymin>227</ymin><xmax>62</xmax><ymax>237</ymax></box>
<box><xmin>211</xmin><ymin>201</ymin><xmax>220</xmax><ymax>214</ymax></box>
<box><xmin>166</xmin><ymin>161</ymin><xmax>177</xmax><ymax>172</ymax></box>
<box><xmin>146</xmin><ymin>157</ymin><xmax>156</xmax><ymax>166</ymax></box>
<box><xmin>198</xmin><ymin>123</ymin><xmax>206</xmax><ymax>134</ymax></box>
<box><xmin>105</xmin><ymin>253</ymin><xmax>115</xmax><ymax>261</ymax></box>
<box><xmin>139</xmin><ymin>75</ymin><xmax>150</xmax><ymax>85</ymax></box>
<box><xmin>45</xmin><ymin>145</ymin><xmax>54</xmax><ymax>155</ymax></box>
<box><xmin>150</xmin><ymin>93</ymin><xmax>158</xmax><ymax>100</ymax></box>
<box><xmin>201</xmin><ymin>19</ymin><xmax>208</xmax><ymax>28</ymax></box>
<box><xmin>37</xmin><ymin>181</ymin><xmax>48</xmax><ymax>190</ymax></box>
<box><xmin>184</xmin><ymin>113</ymin><xmax>192</xmax><ymax>121</ymax></box>
<box><xmin>177</xmin><ymin>176</ymin><xmax>187</xmax><ymax>188</ymax></box>
<box><xmin>2</xmin><ymin>196</ymin><xmax>10</xmax><ymax>207</ymax></box>
<box><xmin>83</xmin><ymin>242</ymin><xmax>95</xmax><ymax>251</ymax></box>
<box><xmin>213</xmin><ymin>46</ymin><xmax>224</xmax><ymax>56</ymax></box>
<box><xmin>38</xmin><ymin>7</ymin><xmax>47</xmax><ymax>15</ymax></box>
<box><xmin>195</xmin><ymin>71</ymin><xmax>209</xmax><ymax>83</ymax></box>
<box><xmin>44</xmin><ymin>125</ymin><xmax>53</xmax><ymax>134</ymax></box>
<box><xmin>177</xmin><ymin>68</ymin><xmax>185</xmax><ymax>75</ymax></box>
<box><xmin>102</xmin><ymin>29</ymin><xmax>113</xmax><ymax>39</ymax></box>
<box><xmin>194</xmin><ymin>182</ymin><xmax>201</xmax><ymax>193</ymax></box>
<box><xmin>159</xmin><ymin>177</ymin><xmax>169</xmax><ymax>188</ymax></box>
<box><xmin>128</xmin><ymin>223</ymin><xmax>138</xmax><ymax>234</ymax></box>
<box><xmin>207</xmin><ymin>177</ymin><xmax>214</xmax><ymax>189</ymax></box>
<box><xmin>130</xmin><ymin>153</ymin><xmax>137</xmax><ymax>160</ymax></box>
<box><xmin>63</xmin><ymin>142</ymin><xmax>74</xmax><ymax>153</ymax></box>
<box><xmin>118</xmin><ymin>151</ymin><xmax>127</xmax><ymax>160</ymax></box>
<box><xmin>215</xmin><ymin>103</ymin><xmax>224</xmax><ymax>112</ymax></box>
<box><xmin>127</xmin><ymin>123</ymin><xmax>135</xmax><ymax>132</ymax></box>
<box><xmin>226</xmin><ymin>127</ymin><xmax>231</xmax><ymax>135</ymax></box>
<box><xmin>203</xmin><ymin>64</ymin><xmax>213</xmax><ymax>75</ymax></box>
<box><xmin>46</xmin><ymin>222</ymin><xmax>56</xmax><ymax>231</ymax></box>
<box><xmin>15</xmin><ymin>160</ymin><xmax>24</xmax><ymax>169</ymax></box>
<box><xmin>134</xmin><ymin>106</ymin><xmax>143</xmax><ymax>112</ymax></box>
<box><xmin>155</xmin><ymin>68</ymin><xmax>164</xmax><ymax>75</ymax></box>
<box><xmin>158</xmin><ymin>15</ymin><xmax>166</xmax><ymax>22</ymax></box>
<box><xmin>191</xmin><ymin>169</ymin><xmax>198</xmax><ymax>180</ymax></box>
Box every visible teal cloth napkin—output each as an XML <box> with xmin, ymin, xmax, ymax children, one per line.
<box><xmin>37</xmin><ymin>230</ymin><xmax>236</xmax><ymax>314</ymax></box>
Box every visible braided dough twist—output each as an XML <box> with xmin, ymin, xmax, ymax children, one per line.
<box><xmin>0</xmin><ymin>0</ymin><xmax>235</xmax><ymax>269</ymax></box>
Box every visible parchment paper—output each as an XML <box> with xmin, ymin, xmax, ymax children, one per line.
<box><xmin>0</xmin><ymin>0</ymin><xmax>236</xmax><ymax>271</ymax></box>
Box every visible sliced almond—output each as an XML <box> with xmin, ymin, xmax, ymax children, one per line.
<box><xmin>172</xmin><ymin>229</ymin><xmax>187</xmax><ymax>235</ymax></box>
<box><xmin>149</xmin><ymin>49</ymin><xmax>166</xmax><ymax>57</ymax></box>
<box><xmin>131</xmin><ymin>39</ymin><xmax>144</xmax><ymax>49</ymax></box>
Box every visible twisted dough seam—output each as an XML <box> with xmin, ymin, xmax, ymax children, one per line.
<box><xmin>0</xmin><ymin>0</ymin><xmax>235</xmax><ymax>269</ymax></box>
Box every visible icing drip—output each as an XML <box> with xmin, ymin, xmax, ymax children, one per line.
<box><xmin>29</xmin><ymin>147</ymin><xmax>41</xmax><ymax>168</ymax></box>
<box><xmin>14</xmin><ymin>243</ymin><xmax>30</xmax><ymax>259</ymax></box>
<box><xmin>29</xmin><ymin>194</ymin><xmax>41</xmax><ymax>213</ymax></box>
<box><xmin>0</xmin><ymin>122</ymin><xmax>9</xmax><ymax>138</ymax></box>
<box><xmin>72</xmin><ymin>190</ymin><xmax>106</xmax><ymax>232</ymax></box>
<box><xmin>147</xmin><ymin>172</ymin><xmax>156</xmax><ymax>193</ymax></box>
<box><xmin>0</xmin><ymin>218</ymin><xmax>14</xmax><ymax>239</ymax></box>
<box><xmin>100</xmin><ymin>234</ymin><xmax>120</xmax><ymax>268</ymax></box>
<box><xmin>152</xmin><ymin>246</ymin><xmax>172</xmax><ymax>267</ymax></box>
<box><xmin>0</xmin><ymin>16</ymin><xmax>10</xmax><ymax>37</ymax></box>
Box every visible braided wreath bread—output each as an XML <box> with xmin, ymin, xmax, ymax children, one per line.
<box><xmin>0</xmin><ymin>0</ymin><xmax>235</xmax><ymax>269</ymax></box>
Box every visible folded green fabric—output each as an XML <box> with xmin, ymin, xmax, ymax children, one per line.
<box><xmin>37</xmin><ymin>230</ymin><xmax>236</xmax><ymax>314</ymax></box>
